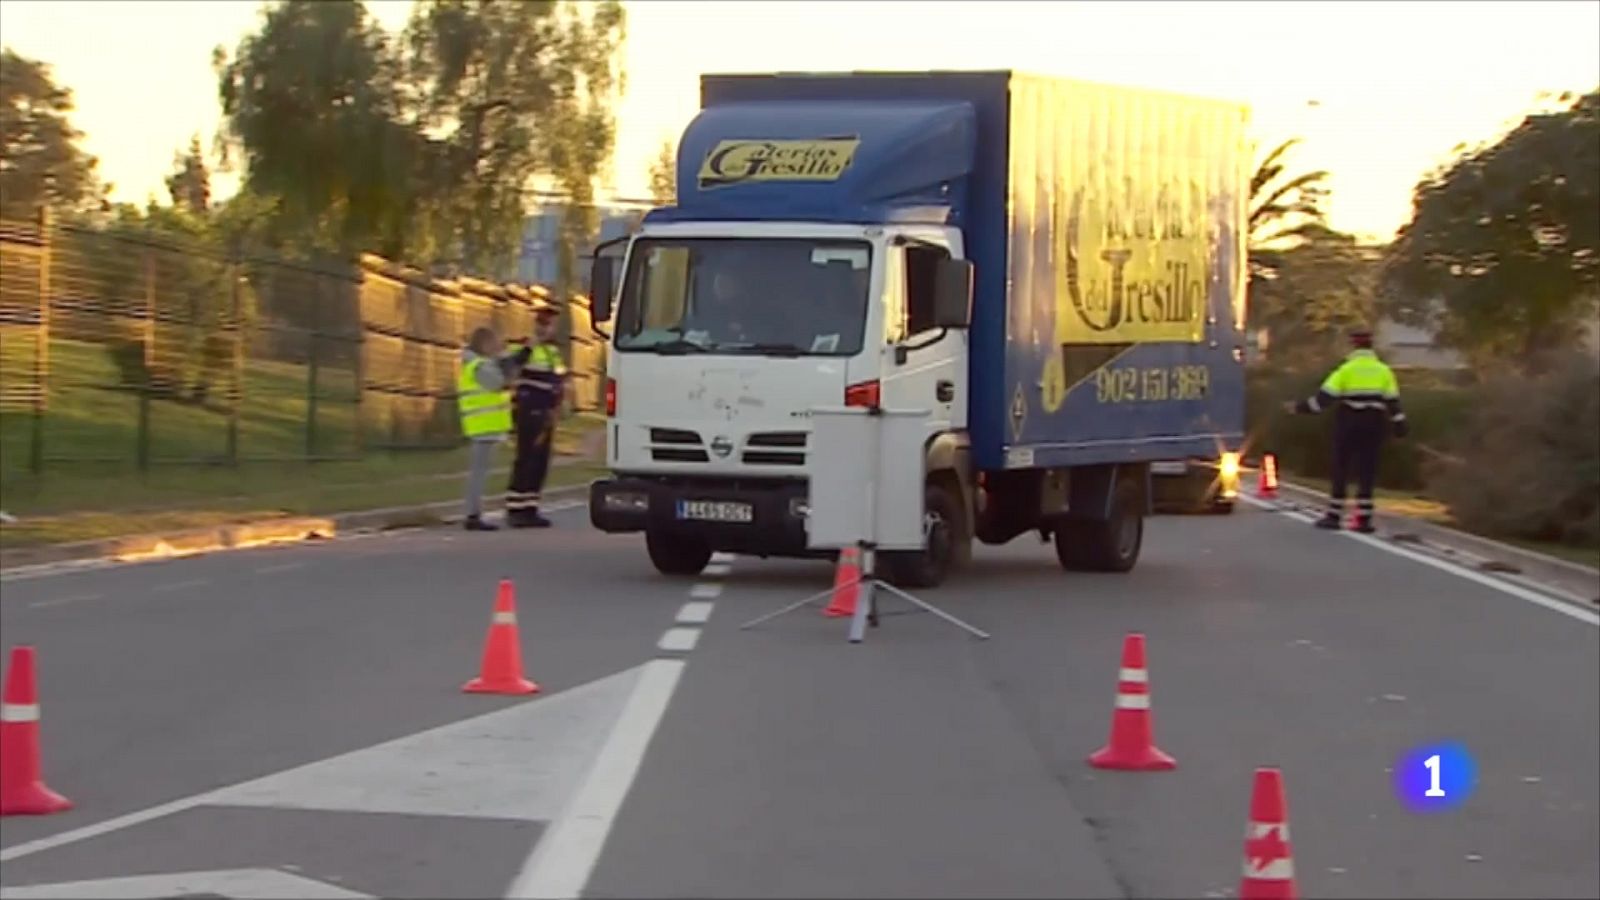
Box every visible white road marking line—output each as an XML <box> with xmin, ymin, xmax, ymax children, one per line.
<box><xmin>254</xmin><ymin>562</ymin><xmax>307</xmax><ymax>575</ymax></box>
<box><xmin>709</xmin><ymin>551</ymin><xmax>735</xmax><ymax>564</ymax></box>
<box><xmin>151</xmin><ymin>578</ymin><xmax>209</xmax><ymax>594</ymax></box>
<box><xmin>688</xmin><ymin>582</ymin><xmax>723</xmax><ymax>599</ymax></box>
<box><xmin>1241</xmin><ymin>495</ymin><xmax>1599</xmax><ymax>626</ymax></box>
<box><xmin>0</xmin><ymin>665</ymin><xmax>643</xmax><ymax>864</ymax></box>
<box><xmin>507</xmin><ymin>658</ymin><xmax>687</xmax><ymax>900</ymax></box>
<box><xmin>28</xmin><ymin>592</ymin><xmax>103</xmax><ymax>610</ymax></box>
<box><xmin>656</xmin><ymin>627</ymin><xmax>701</xmax><ymax>652</ymax></box>
<box><xmin>702</xmin><ymin>563</ymin><xmax>732</xmax><ymax>578</ymax></box>
<box><xmin>676</xmin><ymin>601</ymin><xmax>715</xmax><ymax>625</ymax></box>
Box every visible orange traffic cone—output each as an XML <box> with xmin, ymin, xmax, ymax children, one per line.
<box><xmin>822</xmin><ymin>547</ymin><xmax>863</xmax><ymax>618</ymax></box>
<box><xmin>463</xmin><ymin>580</ymin><xmax>540</xmax><ymax>695</ymax></box>
<box><xmin>1088</xmin><ymin>633</ymin><xmax>1176</xmax><ymax>771</ymax></box>
<box><xmin>1240</xmin><ymin>767</ymin><xmax>1298</xmax><ymax>900</ymax></box>
<box><xmin>1</xmin><ymin>646</ymin><xmax>73</xmax><ymax>816</ymax></box>
<box><xmin>1256</xmin><ymin>454</ymin><xmax>1279</xmax><ymax>500</ymax></box>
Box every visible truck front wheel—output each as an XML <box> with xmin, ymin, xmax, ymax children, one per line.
<box><xmin>645</xmin><ymin>529</ymin><xmax>713</xmax><ymax>577</ymax></box>
<box><xmin>885</xmin><ymin>481</ymin><xmax>967</xmax><ymax>589</ymax></box>
<box><xmin>1055</xmin><ymin>478</ymin><xmax>1143</xmax><ymax>573</ymax></box>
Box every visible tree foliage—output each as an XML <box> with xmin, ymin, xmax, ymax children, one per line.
<box><xmin>165</xmin><ymin>136</ymin><xmax>212</xmax><ymax>216</ymax></box>
<box><xmin>1248</xmin><ymin>137</ymin><xmax>1330</xmax><ymax>276</ymax></box>
<box><xmin>647</xmin><ymin>137</ymin><xmax>676</xmax><ymax>206</ymax></box>
<box><xmin>0</xmin><ymin>48</ymin><xmax>105</xmax><ymax>219</ymax></box>
<box><xmin>214</xmin><ymin>0</ymin><xmax>626</xmax><ymax>276</ymax></box>
<box><xmin>1248</xmin><ymin>223</ymin><xmax>1379</xmax><ymax>367</ymax></box>
<box><xmin>1383</xmin><ymin>90</ymin><xmax>1600</xmax><ymax>372</ymax></box>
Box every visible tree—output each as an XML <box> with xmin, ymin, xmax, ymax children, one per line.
<box><xmin>215</xmin><ymin>0</ymin><xmax>627</xmax><ymax>276</ymax></box>
<box><xmin>0</xmin><ymin>48</ymin><xmax>105</xmax><ymax>219</ymax></box>
<box><xmin>1248</xmin><ymin>137</ymin><xmax>1330</xmax><ymax>278</ymax></box>
<box><xmin>215</xmin><ymin>0</ymin><xmax>415</xmax><ymax>259</ymax></box>
<box><xmin>1248</xmin><ymin>223</ymin><xmax>1380</xmax><ymax>367</ymax></box>
<box><xmin>1383</xmin><ymin>90</ymin><xmax>1600</xmax><ymax>373</ymax></box>
<box><xmin>647</xmin><ymin>137</ymin><xmax>675</xmax><ymax>206</ymax></box>
<box><xmin>165</xmin><ymin>135</ymin><xmax>212</xmax><ymax>215</ymax></box>
<box><xmin>401</xmin><ymin>0</ymin><xmax>626</xmax><ymax>276</ymax></box>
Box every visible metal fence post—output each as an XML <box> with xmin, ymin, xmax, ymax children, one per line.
<box><xmin>227</xmin><ymin>255</ymin><xmax>242</xmax><ymax>466</ymax></box>
<box><xmin>305</xmin><ymin>276</ymin><xmax>320</xmax><ymax>459</ymax></box>
<box><xmin>30</xmin><ymin>207</ymin><xmax>51</xmax><ymax>476</ymax></box>
<box><xmin>137</xmin><ymin>247</ymin><xmax>154</xmax><ymax>471</ymax></box>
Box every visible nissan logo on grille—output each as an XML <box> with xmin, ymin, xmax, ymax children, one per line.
<box><xmin>710</xmin><ymin>435</ymin><xmax>734</xmax><ymax>458</ymax></box>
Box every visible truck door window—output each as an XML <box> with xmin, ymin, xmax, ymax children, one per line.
<box><xmin>905</xmin><ymin>243</ymin><xmax>951</xmax><ymax>336</ymax></box>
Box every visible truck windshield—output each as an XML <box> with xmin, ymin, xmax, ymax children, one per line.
<box><xmin>614</xmin><ymin>238</ymin><xmax>872</xmax><ymax>357</ymax></box>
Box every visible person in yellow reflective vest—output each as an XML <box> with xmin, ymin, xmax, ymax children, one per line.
<box><xmin>1283</xmin><ymin>327</ymin><xmax>1408</xmax><ymax>533</ymax></box>
<box><xmin>459</xmin><ymin>326</ymin><xmax>532</xmax><ymax>531</ymax></box>
<box><xmin>505</xmin><ymin>306</ymin><xmax>569</xmax><ymax>528</ymax></box>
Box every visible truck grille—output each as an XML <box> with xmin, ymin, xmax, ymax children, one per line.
<box><xmin>649</xmin><ymin>427</ymin><xmax>708</xmax><ymax>463</ymax></box>
<box><xmin>743</xmin><ymin>431</ymin><xmax>807</xmax><ymax>466</ymax></box>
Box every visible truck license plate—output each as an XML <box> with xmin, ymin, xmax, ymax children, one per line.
<box><xmin>676</xmin><ymin>500</ymin><xmax>754</xmax><ymax>523</ymax></box>
<box><xmin>1150</xmin><ymin>461</ymin><xmax>1189</xmax><ymax>475</ymax></box>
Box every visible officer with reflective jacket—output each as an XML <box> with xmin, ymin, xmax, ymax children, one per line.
<box><xmin>505</xmin><ymin>306</ymin><xmax>568</xmax><ymax>528</ymax></box>
<box><xmin>1283</xmin><ymin>327</ymin><xmax>1408</xmax><ymax>533</ymax></box>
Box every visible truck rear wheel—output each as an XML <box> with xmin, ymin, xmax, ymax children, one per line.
<box><xmin>646</xmin><ymin>529</ymin><xmax>712</xmax><ymax>577</ymax></box>
<box><xmin>1055</xmin><ymin>478</ymin><xmax>1143</xmax><ymax>573</ymax></box>
<box><xmin>885</xmin><ymin>481</ymin><xmax>967</xmax><ymax>589</ymax></box>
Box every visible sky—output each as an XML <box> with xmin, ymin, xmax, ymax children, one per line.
<box><xmin>2</xmin><ymin>0</ymin><xmax>1597</xmax><ymax>243</ymax></box>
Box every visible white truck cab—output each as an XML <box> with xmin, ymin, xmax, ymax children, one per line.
<box><xmin>588</xmin><ymin>220</ymin><xmax>975</xmax><ymax>584</ymax></box>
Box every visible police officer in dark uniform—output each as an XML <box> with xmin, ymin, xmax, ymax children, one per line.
<box><xmin>505</xmin><ymin>306</ymin><xmax>568</xmax><ymax>528</ymax></box>
<box><xmin>1283</xmin><ymin>327</ymin><xmax>1408</xmax><ymax>533</ymax></box>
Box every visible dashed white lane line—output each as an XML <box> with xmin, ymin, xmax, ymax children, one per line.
<box><xmin>703</xmin><ymin>563</ymin><xmax>732</xmax><ymax>578</ymax></box>
<box><xmin>1241</xmin><ymin>495</ymin><xmax>1599</xmax><ymax>627</ymax></box>
<box><xmin>28</xmin><ymin>592</ymin><xmax>103</xmax><ymax>610</ymax></box>
<box><xmin>656</xmin><ymin>627</ymin><xmax>702</xmax><ymax>652</ymax></box>
<box><xmin>689</xmin><ymin>582</ymin><xmax>723</xmax><ymax>599</ymax></box>
<box><xmin>709</xmin><ymin>552</ymin><xmax>735</xmax><ymax>564</ymax></box>
<box><xmin>676</xmin><ymin>601</ymin><xmax>715</xmax><ymax>624</ymax></box>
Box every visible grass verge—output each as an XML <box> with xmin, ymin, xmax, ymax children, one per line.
<box><xmin>1</xmin><ymin>415</ymin><xmax>607</xmax><ymax>550</ymax></box>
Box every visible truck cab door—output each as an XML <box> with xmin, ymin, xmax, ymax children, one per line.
<box><xmin>878</xmin><ymin>231</ymin><xmax>968</xmax><ymax>435</ymax></box>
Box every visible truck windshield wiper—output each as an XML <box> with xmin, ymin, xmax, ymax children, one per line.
<box><xmin>737</xmin><ymin>342</ymin><xmax>808</xmax><ymax>357</ymax></box>
<box><xmin>649</xmin><ymin>338</ymin><xmax>712</xmax><ymax>355</ymax></box>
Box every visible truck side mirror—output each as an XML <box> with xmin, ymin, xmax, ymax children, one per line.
<box><xmin>932</xmin><ymin>257</ymin><xmax>974</xmax><ymax>329</ymax></box>
<box><xmin>587</xmin><ymin>236</ymin><xmax>629</xmax><ymax>323</ymax></box>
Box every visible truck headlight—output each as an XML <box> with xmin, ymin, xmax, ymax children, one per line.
<box><xmin>603</xmin><ymin>492</ymin><xmax>649</xmax><ymax>513</ymax></box>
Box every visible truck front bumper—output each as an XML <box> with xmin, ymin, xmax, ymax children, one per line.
<box><xmin>589</xmin><ymin>477</ymin><xmax>819</xmax><ymax>557</ymax></box>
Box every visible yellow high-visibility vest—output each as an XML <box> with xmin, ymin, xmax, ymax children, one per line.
<box><xmin>457</xmin><ymin>356</ymin><xmax>512</xmax><ymax>438</ymax></box>
<box><xmin>1319</xmin><ymin>349</ymin><xmax>1400</xmax><ymax>411</ymax></box>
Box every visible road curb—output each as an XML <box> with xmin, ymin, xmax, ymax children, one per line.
<box><xmin>0</xmin><ymin>482</ymin><xmax>594</xmax><ymax>575</ymax></box>
<box><xmin>1272</xmin><ymin>479</ymin><xmax>1599</xmax><ymax>604</ymax></box>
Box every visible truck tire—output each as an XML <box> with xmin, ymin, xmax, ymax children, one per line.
<box><xmin>1055</xmin><ymin>478</ymin><xmax>1143</xmax><ymax>573</ymax></box>
<box><xmin>886</xmin><ymin>482</ymin><xmax>965</xmax><ymax>589</ymax></box>
<box><xmin>646</xmin><ymin>529</ymin><xmax>712</xmax><ymax>577</ymax></box>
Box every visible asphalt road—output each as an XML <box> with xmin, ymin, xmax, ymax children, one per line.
<box><xmin>0</xmin><ymin>499</ymin><xmax>1595</xmax><ymax>899</ymax></box>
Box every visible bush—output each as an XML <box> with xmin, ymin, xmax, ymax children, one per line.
<box><xmin>1245</xmin><ymin>366</ymin><xmax>1472</xmax><ymax>491</ymax></box>
<box><xmin>1430</xmin><ymin>354</ymin><xmax>1600</xmax><ymax>547</ymax></box>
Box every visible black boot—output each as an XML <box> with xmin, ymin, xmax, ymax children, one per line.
<box><xmin>464</xmin><ymin>515</ymin><xmax>499</xmax><ymax>532</ymax></box>
<box><xmin>510</xmin><ymin>510</ymin><xmax>552</xmax><ymax>529</ymax></box>
<box><xmin>1314</xmin><ymin>512</ymin><xmax>1341</xmax><ymax>530</ymax></box>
